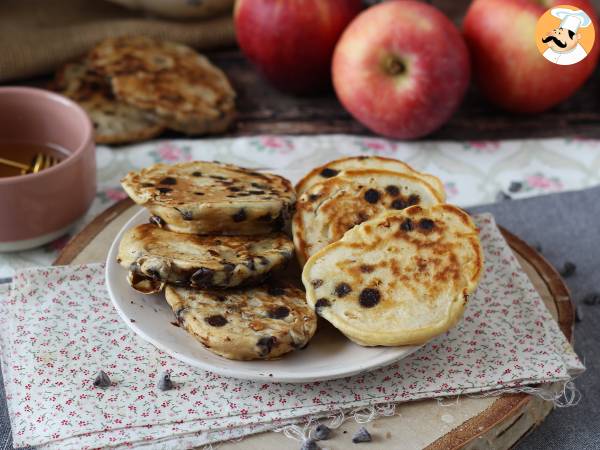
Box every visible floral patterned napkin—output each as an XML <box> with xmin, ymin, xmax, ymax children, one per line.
<box><xmin>0</xmin><ymin>214</ymin><xmax>582</xmax><ymax>449</ymax></box>
<box><xmin>3</xmin><ymin>135</ymin><xmax>600</xmax><ymax>278</ymax></box>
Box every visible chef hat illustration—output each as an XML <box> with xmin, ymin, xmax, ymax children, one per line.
<box><xmin>551</xmin><ymin>8</ymin><xmax>592</xmax><ymax>33</ymax></box>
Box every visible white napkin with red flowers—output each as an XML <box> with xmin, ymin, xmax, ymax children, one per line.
<box><xmin>0</xmin><ymin>214</ymin><xmax>583</xmax><ymax>449</ymax></box>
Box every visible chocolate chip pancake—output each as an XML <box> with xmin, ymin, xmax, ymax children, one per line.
<box><xmin>295</xmin><ymin>156</ymin><xmax>445</xmax><ymax>200</ymax></box>
<box><xmin>89</xmin><ymin>36</ymin><xmax>235</xmax><ymax>135</ymax></box>
<box><xmin>121</xmin><ymin>161</ymin><xmax>296</xmax><ymax>235</ymax></box>
<box><xmin>52</xmin><ymin>61</ymin><xmax>165</xmax><ymax>144</ymax></box>
<box><xmin>302</xmin><ymin>204</ymin><xmax>483</xmax><ymax>347</ymax></box>
<box><xmin>117</xmin><ymin>224</ymin><xmax>294</xmax><ymax>294</ymax></box>
<box><xmin>165</xmin><ymin>283</ymin><xmax>317</xmax><ymax>360</ymax></box>
<box><xmin>293</xmin><ymin>169</ymin><xmax>443</xmax><ymax>265</ymax></box>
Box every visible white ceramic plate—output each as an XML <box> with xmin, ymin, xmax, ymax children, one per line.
<box><xmin>105</xmin><ymin>208</ymin><xmax>421</xmax><ymax>383</ymax></box>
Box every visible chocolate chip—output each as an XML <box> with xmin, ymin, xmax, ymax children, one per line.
<box><xmin>391</xmin><ymin>198</ymin><xmax>406</xmax><ymax>210</ymax></box>
<box><xmin>385</xmin><ymin>185</ymin><xmax>400</xmax><ymax>196</ymax></box>
<box><xmin>141</xmin><ymin>182</ymin><xmax>154</xmax><ymax>188</ymax></box>
<box><xmin>268</xmin><ymin>286</ymin><xmax>286</xmax><ymax>296</ymax></box>
<box><xmin>194</xmin><ymin>192</ymin><xmax>204</xmax><ymax>196</ymax></box>
<box><xmin>300</xmin><ymin>439</ymin><xmax>318</xmax><ymax>450</ymax></box>
<box><xmin>268</xmin><ymin>306</ymin><xmax>290</xmax><ymax>319</ymax></box>
<box><xmin>311</xmin><ymin>279</ymin><xmax>324</xmax><ymax>288</ymax></box>
<box><xmin>157</xmin><ymin>187</ymin><xmax>172</xmax><ymax>194</ymax></box>
<box><xmin>180</xmin><ymin>210</ymin><xmax>193</xmax><ymax>221</ymax></box>
<box><xmin>93</xmin><ymin>370</ymin><xmax>111</xmax><ymax>389</ymax></box>
<box><xmin>309</xmin><ymin>194</ymin><xmax>320</xmax><ymax>202</ymax></box>
<box><xmin>407</xmin><ymin>194</ymin><xmax>420</xmax><ymax>205</ymax></box>
<box><xmin>335</xmin><ymin>282</ymin><xmax>352</xmax><ymax>297</ymax></box>
<box><xmin>352</xmin><ymin>426</ymin><xmax>372</xmax><ymax>443</ymax></box>
<box><xmin>159</xmin><ymin>177</ymin><xmax>177</xmax><ymax>185</ymax></box>
<box><xmin>508</xmin><ymin>181</ymin><xmax>523</xmax><ymax>193</ymax></box>
<box><xmin>222</xmin><ymin>262</ymin><xmax>235</xmax><ymax>273</ymax></box>
<box><xmin>359</xmin><ymin>288</ymin><xmax>380</xmax><ymax>308</ymax></box>
<box><xmin>210</xmin><ymin>175</ymin><xmax>227</xmax><ymax>180</ymax></box>
<box><xmin>360</xmin><ymin>265</ymin><xmax>374</xmax><ymax>273</ymax></box>
<box><xmin>149</xmin><ymin>215</ymin><xmax>165</xmax><ymax>227</ymax></box>
<box><xmin>315</xmin><ymin>298</ymin><xmax>331</xmax><ymax>313</ymax></box>
<box><xmin>419</xmin><ymin>218</ymin><xmax>435</xmax><ymax>230</ymax></box>
<box><xmin>228</xmin><ymin>186</ymin><xmax>241</xmax><ymax>192</ymax></box>
<box><xmin>205</xmin><ymin>315</ymin><xmax>227</xmax><ymax>327</ymax></box>
<box><xmin>560</xmin><ymin>261</ymin><xmax>576</xmax><ymax>278</ymax></box>
<box><xmin>320</xmin><ymin>168</ymin><xmax>339</xmax><ymax>178</ymax></box>
<box><xmin>257</xmin><ymin>336</ymin><xmax>277</xmax><ymax>356</ymax></box>
<box><xmin>245</xmin><ymin>257</ymin><xmax>256</xmax><ymax>271</ymax></box>
<box><xmin>582</xmin><ymin>292</ymin><xmax>600</xmax><ymax>305</ymax></box>
<box><xmin>258</xmin><ymin>256</ymin><xmax>270</xmax><ymax>266</ymax></box>
<box><xmin>314</xmin><ymin>424</ymin><xmax>331</xmax><ymax>440</ymax></box>
<box><xmin>232</xmin><ymin>209</ymin><xmax>247</xmax><ymax>222</ymax></box>
<box><xmin>215</xmin><ymin>295</ymin><xmax>227</xmax><ymax>302</ymax></box>
<box><xmin>191</xmin><ymin>267</ymin><xmax>215</xmax><ymax>287</ymax></box>
<box><xmin>396</xmin><ymin>218</ymin><xmax>413</xmax><ymax>232</ymax></box>
<box><xmin>192</xmin><ymin>171</ymin><xmax>202</xmax><ymax>177</ymax></box>
<box><xmin>364</xmin><ymin>189</ymin><xmax>380</xmax><ymax>204</ymax></box>
<box><xmin>249</xmin><ymin>190</ymin><xmax>265</xmax><ymax>195</ymax></box>
<box><xmin>157</xmin><ymin>372</ymin><xmax>174</xmax><ymax>391</ymax></box>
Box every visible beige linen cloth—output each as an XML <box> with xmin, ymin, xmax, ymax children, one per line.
<box><xmin>0</xmin><ymin>0</ymin><xmax>236</xmax><ymax>82</ymax></box>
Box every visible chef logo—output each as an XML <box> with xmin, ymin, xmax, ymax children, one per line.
<box><xmin>535</xmin><ymin>5</ymin><xmax>594</xmax><ymax>65</ymax></box>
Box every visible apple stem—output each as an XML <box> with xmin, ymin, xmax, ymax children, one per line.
<box><xmin>383</xmin><ymin>55</ymin><xmax>405</xmax><ymax>76</ymax></box>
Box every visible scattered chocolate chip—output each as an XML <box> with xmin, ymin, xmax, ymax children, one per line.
<box><xmin>130</xmin><ymin>318</ymin><xmax>136</xmax><ymax>323</ymax></box>
<box><xmin>311</xmin><ymin>279</ymin><xmax>324</xmax><ymax>288</ymax></box>
<box><xmin>391</xmin><ymin>198</ymin><xmax>406</xmax><ymax>210</ymax></box>
<box><xmin>157</xmin><ymin>372</ymin><xmax>174</xmax><ymax>391</ymax></box>
<box><xmin>309</xmin><ymin>194</ymin><xmax>320</xmax><ymax>202</ymax></box>
<box><xmin>93</xmin><ymin>370</ymin><xmax>111</xmax><ymax>389</ymax></box>
<box><xmin>222</xmin><ymin>262</ymin><xmax>236</xmax><ymax>273</ymax></box>
<box><xmin>385</xmin><ymin>185</ymin><xmax>400</xmax><ymax>196</ymax></box>
<box><xmin>149</xmin><ymin>215</ymin><xmax>165</xmax><ymax>227</ymax></box>
<box><xmin>575</xmin><ymin>304</ymin><xmax>584</xmax><ymax>322</ymax></box>
<box><xmin>582</xmin><ymin>292</ymin><xmax>600</xmax><ymax>305</ymax></box>
<box><xmin>210</xmin><ymin>175</ymin><xmax>227</xmax><ymax>180</ymax></box>
<box><xmin>407</xmin><ymin>194</ymin><xmax>420</xmax><ymax>205</ymax></box>
<box><xmin>268</xmin><ymin>286</ymin><xmax>286</xmax><ymax>296</ymax></box>
<box><xmin>194</xmin><ymin>192</ymin><xmax>205</xmax><ymax>196</ymax></box>
<box><xmin>560</xmin><ymin>261</ymin><xmax>576</xmax><ymax>278</ymax></box>
<box><xmin>258</xmin><ymin>256</ymin><xmax>270</xmax><ymax>266</ymax></box>
<box><xmin>268</xmin><ymin>306</ymin><xmax>290</xmax><ymax>319</ymax></box>
<box><xmin>300</xmin><ymin>439</ymin><xmax>319</xmax><ymax>450</ymax></box>
<box><xmin>141</xmin><ymin>182</ymin><xmax>154</xmax><ymax>188</ymax></box>
<box><xmin>359</xmin><ymin>288</ymin><xmax>380</xmax><ymax>308</ymax></box>
<box><xmin>335</xmin><ymin>282</ymin><xmax>352</xmax><ymax>297</ymax></box>
<box><xmin>205</xmin><ymin>315</ymin><xmax>228</xmax><ymax>327</ymax></box>
<box><xmin>401</xmin><ymin>218</ymin><xmax>414</xmax><ymax>232</ymax></box>
<box><xmin>419</xmin><ymin>218</ymin><xmax>435</xmax><ymax>230</ymax></box>
<box><xmin>496</xmin><ymin>191</ymin><xmax>512</xmax><ymax>202</ymax></box>
<box><xmin>315</xmin><ymin>298</ymin><xmax>331</xmax><ymax>313</ymax></box>
<box><xmin>249</xmin><ymin>190</ymin><xmax>265</xmax><ymax>195</ymax></box>
<box><xmin>180</xmin><ymin>210</ymin><xmax>193</xmax><ymax>221</ymax></box>
<box><xmin>191</xmin><ymin>267</ymin><xmax>215</xmax><ymax>287</ymax></box>
<box><xmin>257</xmin><ymin>336</ymin><xmax>277</xmax><ymax>356</ymax></box>
<box><xmin>314</xmin><ymin>424</ymin><xmax>332</xmax><ymax>440</ymax></box>
<box><xmin>232</xmin><ymin>209</ymin><xmax>247</xmax><ymax>222</ymax></box>
<box><xmin>159</xmin><ymin>177</ymin><xmax>177</xmax><ymax>185</ymax></box>
<box><xmin>360</xmin><ymin>265</ymin><xmax>374</xmax><ymax>273</ymax></box>
<box><xmin>245</xmin><ymin>257</ymin><xmax>256</xmax><ymax>271</ymax></box>
<box><xmin>215</xmin><ymin>295</ymin><xmax>227</xmax><ymax>302</ymax></box>
<box><xmin>157</xmin><ymin>187</ymin><xmax>172</xmax><ymax>194</ymax></box>
<box><xmin>228</xmin><ymin>186</ymin><xmax>241</xmax><ymax>192</ymax></box>
<box><xmin>364</xmin><ymin>189</ymin><xmax>380</xmax><ymax>204</ymax></box>
<box><xmin>352</xmin><ymin>427</ymin><xmax>372</xmax><ymax>443</ymax></box>
<box><xmin>508</xmin><ymin>181</ymin><xmax>523</xmax><ymax>193</ymax></box>
<box><xmin>320</xmin><ymin>168</ymin><xmax>339</xmax><ymax>178</ymax></box>
<box><xmin>191</xmin><ymin>171</ymin><xmax>202</xmax><ymax>177</ymax></box>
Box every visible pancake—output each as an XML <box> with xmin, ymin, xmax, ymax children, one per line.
<box><xmin>165</xmin><ymin>283</ymin><xmax>317</xmax><ymax>360</ymax></box>
<box><xmin>121</xmin><ymin>161</ymin><xmax>296</xmax><ymax>235</ymax></box>
<box><xmin>292</xmin><ymin>169</ymin><xmax>443</xmax><ymax>265</ymax></box>
<box><xmin>295</xmin><ymin>156</ymin><xmax>445</xmax><ymax>200</ymax></box>
<box><xmin>52</xmin><ymin>61</ymin><xmax>165</xmax><ymax>144</ymax></box>
<box><xmin>89</xmin><ymin>36</ymin><xmax>236</xmax><ymax>135</ymax></box>
<box><xmin>302</xmin><ymin>204</ymin><xmax>483</xmax><ymax>347</ymax></box>
<box><xmin>117</xmin><ymin>224</ymin><xmax>294</xmax><ymax>293</ymax></box>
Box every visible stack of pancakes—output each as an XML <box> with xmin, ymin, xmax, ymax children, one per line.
<box><xmin>293</xmin><ymin>157</ymin><xmax>483</xmax><ymax>347</ymax></box>
<box><xmin>52</xmin><ymin>36</ymin><xmax>236</xmax><ymax>144</ymax></box>
<box><xmin>117</xmin><ymin>161</ymin><xmax>317</xmax><ymax>360</ymax></box>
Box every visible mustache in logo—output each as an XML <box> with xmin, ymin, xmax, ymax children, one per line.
<box><xmin>542</xmin><ymin>35</ymin><xmax>567</xmax><ymax>48</ymax></box>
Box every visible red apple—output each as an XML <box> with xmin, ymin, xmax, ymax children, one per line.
<box><xmin>234</xmin><ymin>0</ymin><xmax>362</xmax><ymax>95</ymax></box>
<box><xmin>332</xmin><ymin>0</ymin><xmax>470</xmax><ymax>139</ymax></box>
<box><xmin>463</xmin><ymin>0</ymin><xmax>599</xmax><ymax>113</ymax></box>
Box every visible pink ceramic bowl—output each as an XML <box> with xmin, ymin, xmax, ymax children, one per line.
<box><xmin>0</xmin><ymin>87</ymin><xmax>96</xmax><ymax>252</ymax></box>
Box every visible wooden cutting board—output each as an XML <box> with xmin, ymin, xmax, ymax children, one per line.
<box><xmin>54</xmin><ymin>198</ymin><xmax>574</xmax><ymax>450</ymax></box>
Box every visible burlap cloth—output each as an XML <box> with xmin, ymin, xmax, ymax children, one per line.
<box><xmin>0</xmin><ymin>0</ymin><xmax>236</xmax><ymax>83</ymax></box>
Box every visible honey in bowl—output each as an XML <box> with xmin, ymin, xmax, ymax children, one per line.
<box><xmin>0</xmin><ymin>141</ymin><xmax>68</xmax><ymax>178</ymax></box>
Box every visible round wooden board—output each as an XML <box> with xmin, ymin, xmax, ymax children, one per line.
<box><xmin>54</xmin><ymin>198</ymin><xmax>574</xmax><ymax>450</ymax></box>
